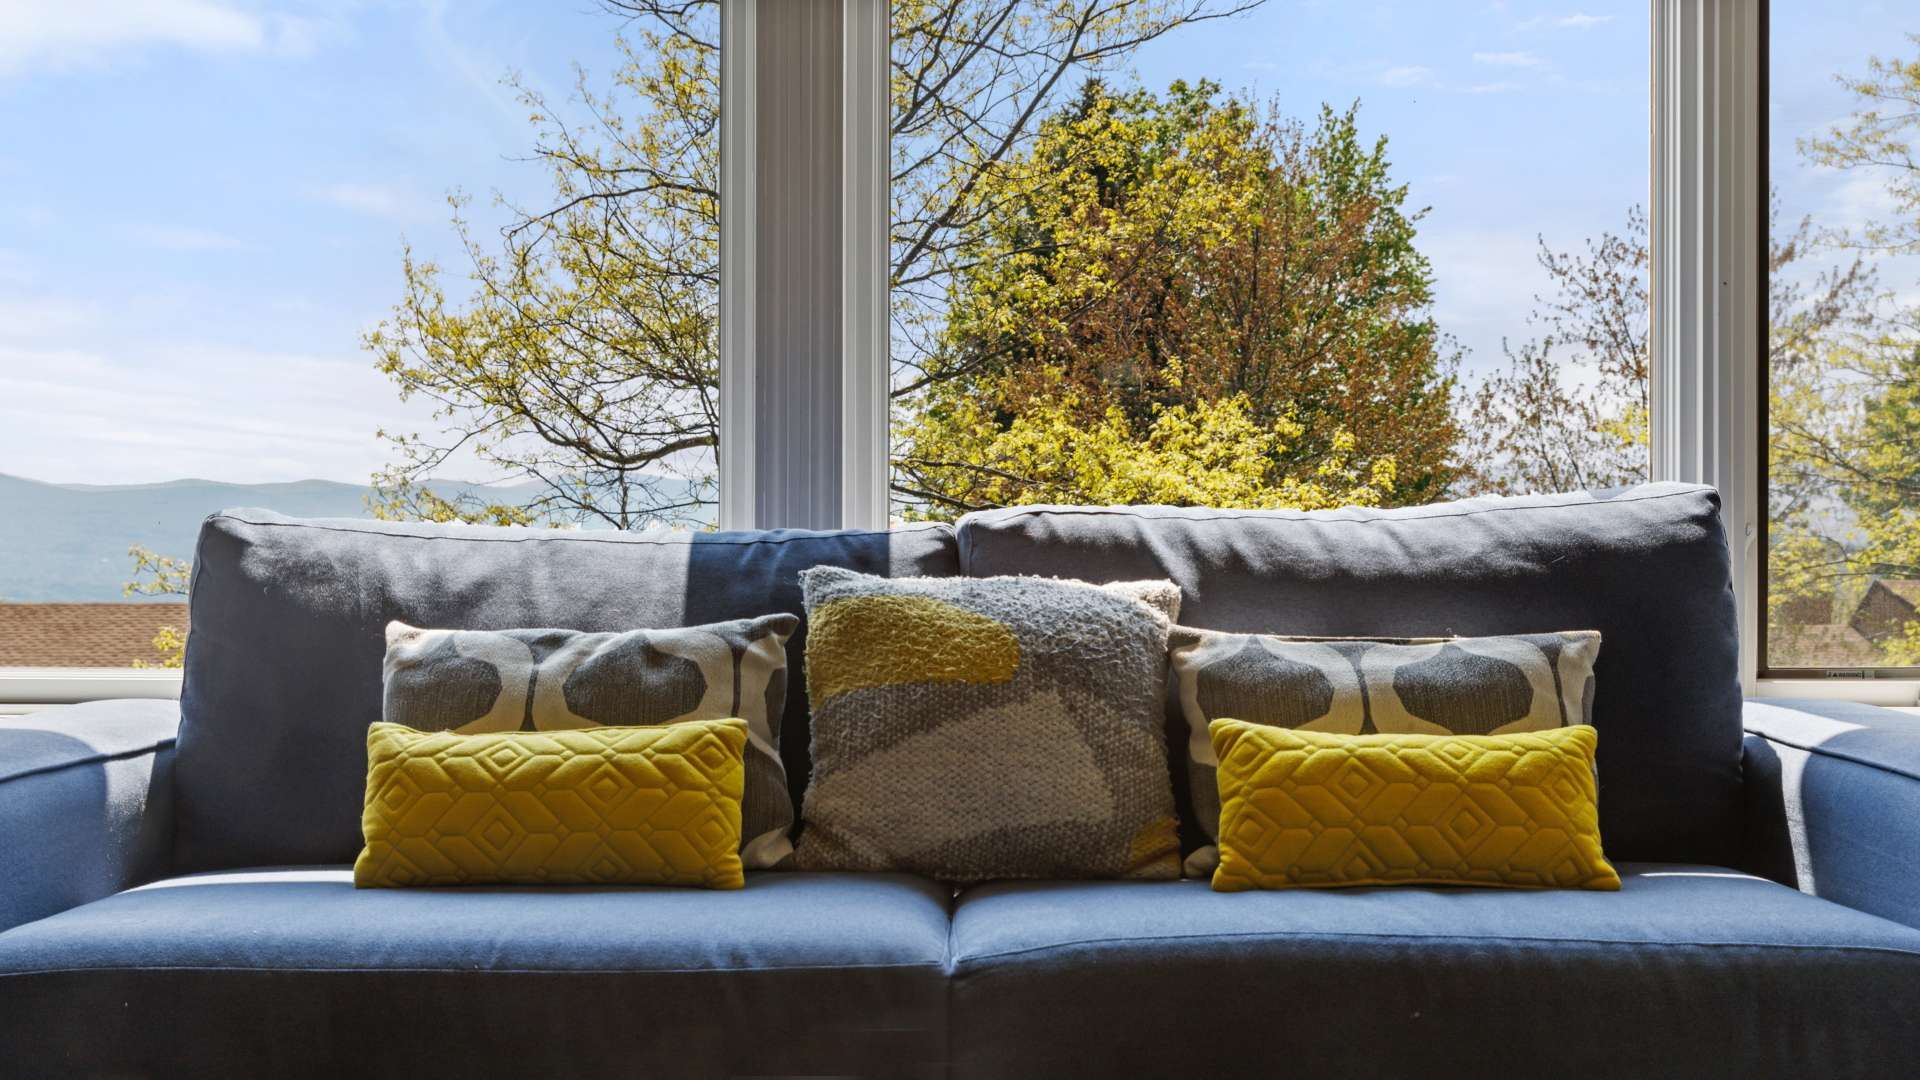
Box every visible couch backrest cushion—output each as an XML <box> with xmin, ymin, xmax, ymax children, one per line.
<box><xmin>175</xmin><ymin>510</ymin><xmax>959</xmax><ymax>873</ymax></box>
<box><xmin>953</xmin><ymin>483</ymin><xmax>1743</xmax><ymax>866</ymax></box>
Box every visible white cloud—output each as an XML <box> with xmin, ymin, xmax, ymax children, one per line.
<box><xmin>0</xmin><ymin>292</ymin><xmax>98</xmax><ymax>342</ymax></box>
<box><xmin>1511</xmin><ymin>13</ymin><xmax>1616</xmax><ymax>35</ymax></box>
<box><xmin>1382</xmin><ymin>66</ymin><xmax>1438</xmax><ymax>86</ymax></box>
<box><xmin>1474</xmin><ymin>51</ymin><xmax>1545</xmax><ymax>68</ymax></box>
<box><xmin>1420</xmin><ymin>228</ymin><xmax>1554</xmax><ymax>378</ymax></box>
<box><xmin>131</xmin><ymin>225</ymin><xmax>249</xmax><ymax>251</ymax></box>
<box><xmin>0</xmin><ymin>338</ymin><xmax>454</xmax><ymax>485</ymax></box>
<box><xmin>1457</xmin><ymin>81</ymin><xmax>1525</xmax><ymax>94</ymax></box>
<box><xmin>305</xmin><ymin>180</ymin><xmax>434</xmax><ymax>221</ymax></box>
<box><xmin>0</xmin><ymin>0</ymin><xmax>265</xmax><ymax>76</ymax></box>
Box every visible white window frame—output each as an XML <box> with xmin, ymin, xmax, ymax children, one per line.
<box><xmin>0</xmin><ymin>668</ymin><xmax>182</xmax><ymax>716</ymax></box>
<box><xmin>716</xmin><ymin>0</ymin><xmax>889</xmax><ymax>533</ymax></box>
<box><xmin>1656</xmin><ymin>0</ymin><xmax>1920</xmax><ymax>707</ymax></box>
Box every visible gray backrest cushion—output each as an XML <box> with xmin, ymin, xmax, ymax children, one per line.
<box><xmin>953</xmin><ymin>483</ymin><xmax>1743</xmax><ymax>866</ymax></box>
<box><xmin>176</xmin><ymin>510</ymin><xmax>960</xmax><ymax>872</ymax></box>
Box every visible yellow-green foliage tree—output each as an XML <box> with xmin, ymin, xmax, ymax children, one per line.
<box><xmin>366</xmin><ymin>28</ymin><xmax>720</xmax><ymax>529</ymax></box>
<box><xmin>1764</xmin><ymin>34</ymin><xmax>1920</xmax><ymax>664</ymax></box>
<box><xmin>897</xmin><ymin>82</ymin><xmax>1451</xmax><ymax>517</ymax></box>
<box><xmin>123</xmin><ymin>544</ymin><xmax>189</xmax><ymax>669</ymax></box>
<box><xmin>370</xmin><ymin>0</ymin><xmax>1267</xmax><ymax>528</ymax></box>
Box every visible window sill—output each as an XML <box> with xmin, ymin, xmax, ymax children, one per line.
<box><xmin>1752</xmin><ymin>678</ymin><xmax>1920</xmax><ymax>709</ymax></box>
<box><xmin>0</xmin><ymin>668</ymin><xmax>183</xmax><ymax>710</ymax></box>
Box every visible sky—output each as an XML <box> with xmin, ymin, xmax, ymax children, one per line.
<box><xmin>0</xmin><ymin>0</ymin><xmax>1905</xmax><ymax>488</ymax></box>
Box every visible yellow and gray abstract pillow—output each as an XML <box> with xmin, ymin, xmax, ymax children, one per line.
<box><xmin>1171</xmin><ymin>628</ymin><xmax>1602</xmax><ymax>878</ymax></box>
<box><xmin>381</xmin><ymin>615</ymin><xmax>799</xmax><ymax>869</ymax></box>
<box><xmin>793</xmin><ymin>567</ymin><xmax>1183</xmax><ymax>882</ymax></box>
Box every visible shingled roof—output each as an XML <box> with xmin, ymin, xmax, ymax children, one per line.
<box><xmin>0</xmin><ymin>603</ymin><xmax>190</xmax><ymax>668</ymax></box>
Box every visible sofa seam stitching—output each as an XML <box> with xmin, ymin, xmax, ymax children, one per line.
<box><xmin>0</xmin><ymin>738</ymin><xmax>175</xmax><ymax>787</ymax></box>
<box><xmin>948</xmin><ymin>931</ymin><xmax>1920</xmax><ymax>966</ymax></box>
<box><xmin>1747</xmin><ymin>728</ymin><xmax>1920</xmax><ymax>786</ymax></box>
<box><xmin>0</xmin><ymin>959</ymin><xmax>949</xmax><ymax>977</ymax></box>
<box><xmin>213</xmin><ymin>514</ymin><xmax>949</xmax><ymax>548</ymax></box>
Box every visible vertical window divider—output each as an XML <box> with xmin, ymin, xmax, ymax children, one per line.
<box><xmin>719</xmin><ymin>0</ymin><xmax>758</xmax><ymax>532</ymax></box>
<box><xmin>841</xmin><ymin>0</ymin><xmax>891</xmax><ymax>532</ymax></box>
<box><xmin>1650</xmin><ymin>0</ymin><xmax>1764</xmax><ymax>695</ymax></box>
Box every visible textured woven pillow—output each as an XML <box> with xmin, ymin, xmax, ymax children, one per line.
<box><xmin>1210</xmin><ymin>720</ymin><xmax>1619</xmax><ymax>892</ymax></box>
<box><xmin>793</xmin><ymin>567</ymin><xmax>1183</xmax><ymax>881</ymax></box>
<box><xmin>382</xmin><ymin>615</ymin><xmax>797</xmax><ymax>868</ymax></box>
<box><xmin>355</xmin><ymin>719</ymin><xmax>747</xmax><ymax>889</ymax></box>
<box><xmin>1171</xmin><ymin>628</ymin><xmax>1601</xmax><ymax>877</ymax></box>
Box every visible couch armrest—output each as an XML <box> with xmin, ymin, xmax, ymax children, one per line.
<box><xmin>1742</xmin><ymin>698</ymin><xmax>1920</xmax><ymax>929</ymax></box>
<box><xmin>0</xmin><ymin>699</ymin><xmax>178</xmax><ymax>934</ymax></box>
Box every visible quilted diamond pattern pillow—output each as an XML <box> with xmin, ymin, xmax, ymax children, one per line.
<box><xmin>792</xmin><ymin>567</ymin><xmax>1183</xmax><ymax>882</ymax></box>
<box><xmin>1171</xmin><ymin>628</ymin><xmax>1601</xmax><ymax>877</ymax></box>
<box><xmin>1210</xmin><ymin>720</ymin><xmax>1618</xmax><ymax>892</ymax></box>
<box><xmin>354</xmin><ymin>719</ymin><xmax>747</xmax><ymax>889</ymax></box>
<box><xmin>382</xmin><ymin>615</ymin><xmax>797</xmax><ymax>868</ymax></box>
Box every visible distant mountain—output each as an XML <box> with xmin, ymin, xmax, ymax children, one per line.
<box><xmin>0</xmin><ymin>473</ymin><xmax>577</xmax><ymax>602</ymax></box>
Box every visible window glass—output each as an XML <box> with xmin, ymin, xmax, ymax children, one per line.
<box><xmin>888</xmin><ymin>0</ymin><xmax>1650</xmax><ymax>521</ymax></box>
<box><xmin>1766</xmin><ymin>2</ymin><xmax>1920</xmax><ymax>672</ymax></box>
<box><xmin>0</xmin><ymin>4</ymin><xmax>653</xmax><ymax>666</ymax></box>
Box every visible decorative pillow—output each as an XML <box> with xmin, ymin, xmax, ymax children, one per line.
<box><xmin>1171</xmin><ymin>628</ymin><xmax>1602</xmax><ymax>877</ymax></box>
<box><xmin>1210</xmin><ymin>720</ymin><xmax>1619</xmax><ymax>892</ymax></box>
<box><xmin>355</xmin><ymin>719</ymin><xmax>747</xmax><ymax>889</ymax></box>
<box><xmin>382</xmin><ymin>615</ymin><xmax>798</xmax><ymax>868</ymax></box>
<box><xmin>792</xmin><ymin>567</ymin><xmax>1184</xmax><ymax>881</ymax></box>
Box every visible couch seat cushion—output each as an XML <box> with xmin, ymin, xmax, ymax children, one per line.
<box><xmin>949</xmin><ymin>862</ymin><xmax>1920</xmax><ymax>1080</ymax></box>
<box><xmin>0</xmin><ymin>868</ymin><xmax>951</xmax><ymax>1080</ymax></box>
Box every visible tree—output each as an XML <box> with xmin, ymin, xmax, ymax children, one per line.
<box><xmin>1454</xmin><ymin>208</ymin><xmax>1650</xmax><ymax>497</ymax></box>
<box><xmin>1800</xmin><ymin>32</ymin><xmax>1920</xmax><ymax>257</ymax></box>
<box><xmin>1765</xmin><ymin>214</ymin><xmax>1910</xmax><ymax>662</ymax></box>
<box><xmin>366</xmin><ymin>30</ymin><xmax>720</xmax><ymax>530</ymax></box>
<box><xmin>123</xmin><ymin>545</ymin><xmax>190</xmax><ymax>597</ymax></box>
<box><xmin>1763</xmin><ymin>33</ymin><xmax>1920</xmax><ymax>665</ymax></box>
<box><xmin>123</xmin><ymin>544</ymin><xmax>189</xmax><ymax>669</ymax></box>
<box><xmin>370</xmin><ymin>0</ymin><xmax>1267</xmax><ymax>528</ymax></box>
<box><xmin>897</xmin><ymin>83</ymin><xmax>1453</xmax><ymax>516</ymax></box>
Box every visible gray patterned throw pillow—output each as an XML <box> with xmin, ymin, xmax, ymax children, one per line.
<box><xmin>382</xmin><ymin>615</ymin><xmax>799</xmax><ymax>868</ymax></box>
<box><xmin>1170</xmin><ymin>628</ymin><xmax>1602</xmax><ymax>878</ymax></box>
<box><xmin>792</xmin><ymin>567</ymin><xmax>1184</xmax><ymax>882</ymax></box>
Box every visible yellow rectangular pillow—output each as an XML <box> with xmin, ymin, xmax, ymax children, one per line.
<box><xmin>355</xmin><ymin>719</ymin><xmax>747</xmax><ymax>889</ymax></box>
<box><xmin>1210</xmin><ymin>720</ymin><xmax>1619</xmax><ymax>892</ymax></box>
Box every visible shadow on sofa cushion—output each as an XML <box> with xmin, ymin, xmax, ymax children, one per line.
<box><xmin>0</xmin><ymin>868</ymin><xmax>951</xmax><ymax>1080</ymax></box>
<box><xmin>947</xmin><ymin>864</ymin><xmax>1920</xmax><ymax>1080</ymax></box>
<box><xmin>175</xmin><ymin>510</ymin><xmax>960</xmax><ymax>873</ymax></box>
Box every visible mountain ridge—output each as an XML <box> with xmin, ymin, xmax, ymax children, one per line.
<box><xmin>0</xmin><ymin>472</ymin><xmax>554</xmax><ymax>602</ymax></box>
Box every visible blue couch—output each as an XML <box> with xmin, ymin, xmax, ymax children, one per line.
<box><xmin>4</xmin><ymin>483</ymin><xmax>1918</xmax><ymax>1079</ymax></box>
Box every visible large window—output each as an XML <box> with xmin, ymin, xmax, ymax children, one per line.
<box><xmin>1765</xmin><ymin>2</ymin><xmax>1920</xmax><ymax>675</ymax></box>
<box><xmin>887</xmin><ymin>1</ymin><xmax>1650</xmax><ymax>521</ymax></box>
<box><xmin>0</xmin><ymin>3</ymin><xmax>653</xmax><ymax>673</ymax></box>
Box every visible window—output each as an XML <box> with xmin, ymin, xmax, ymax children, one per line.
<box><xmin>1764</xmin><ymin>1</ymin><xmax>1920</xmax><ymax>677</ymax></box>
<box><xmin>0</xmin><ymin>4</ymin><xmax>656</xmax><ymax>681</ymax></box>
<box><xmin>886</xmin><ymin>1</ymin><xmax>1650</xmax><ymax>522</ymax></box>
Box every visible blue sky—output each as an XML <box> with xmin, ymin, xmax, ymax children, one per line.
<box><xmin>0</xmin><ymin>0</ymin><xmax>1902</xmax><ymax>487</ymax></box>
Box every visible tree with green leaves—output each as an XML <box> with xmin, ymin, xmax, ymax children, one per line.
<box><xmin>1761</xmin><ymin>33</ymin><xmax>1920</xmax><ymax>665</ymax></box>
<box><xmin>369</xmin><ymin>0</ymin><xmax>1266</xmax><ymax>528</ymax></box>
<box><xmin>896</xmin><ymin>82</ymin><xmax>1454</xmax><ymax>516</ymax></box>
<box><xmin>123</xmin><ymin>544</ymin><xmax>189</xmax><ymax>668</ymax></box>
